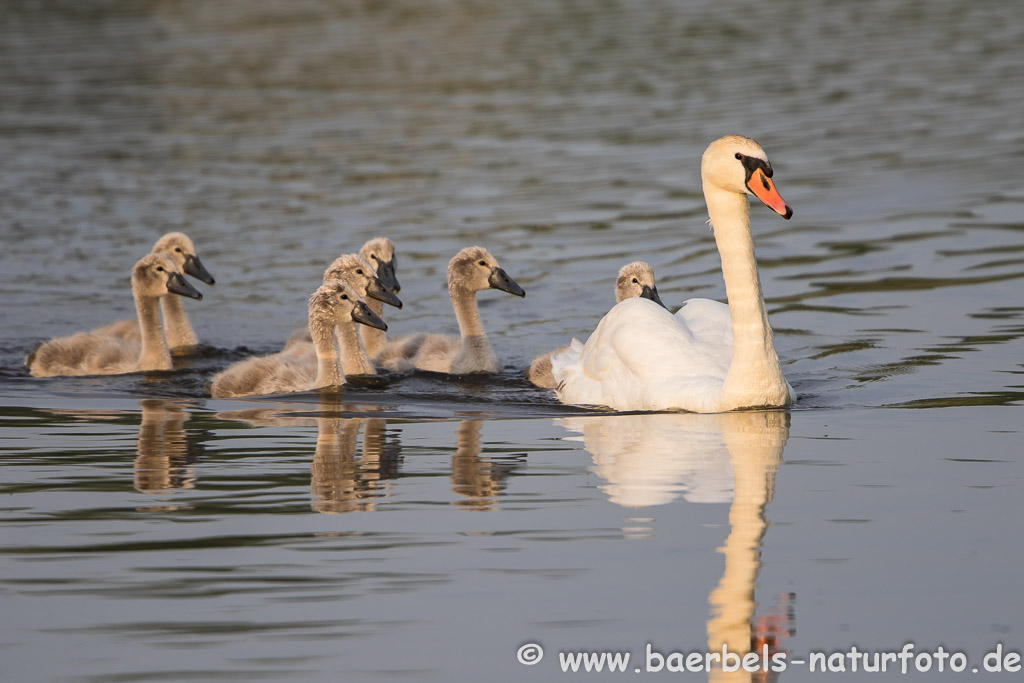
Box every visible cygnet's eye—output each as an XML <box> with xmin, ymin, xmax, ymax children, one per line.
<box><xmin>156</xmin><ymin>266</ymin><xmax>164</xmax><ymax>272</ymax></box>
<box><xmin>478</xmin><ymin>260</ymin><xmax>487</xmax><ymax>267</ymax></box>
<box><xmin>356</xmin><ymin>269</ymin><xmax>363</xmax><ymax>275</ymax></box>
<box><xmin>370</xmin><ymin>254</ymin><xmax>379</xmax><ymax>261</ymax></box>
<box><xmin>632</xmin><ymin>277</ymin><xmax>639</xmax><ymax>284</ymax></box>
<box><xmin>174</xmin><ymin>247</ymin><xmax>182</xmax><ymax>252</ymax></box>
<box><xmin>341</xmin><ymin>294</ymin><xmax>349</xmax><ymax>300</ymax></box>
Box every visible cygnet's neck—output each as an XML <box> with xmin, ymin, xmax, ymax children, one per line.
<box><xmin>704</xmin><ymin>186</ymin><xmax>789</xmax><ymax>407</ymax></box>
<box><xmin>309</xmin><ymin>311</ymin><xmax>343</xmax><ymax>389</ymax></box>
<box><xmin>359</xmin><ymin>298</ymin><xmax>387</xmax><ymax>358</ymax></box>
<box><xmin>336</xmin><ymin>319</ymin><xmax>376</xmax><ymax>376</ymax></box>
<box><xmin>449</xmin><ymin>284</ymin><xmax>497</xmax><ymax>373</ymax></box>
<box><xmin>160</xmin><ymin>295</ymin><xmax>199</xmax><ymax>350</ymax></box>
<box><xmin>134</xmin><ymin>291</ymin><xmax>173</xmax><ymax>371</ymax></box>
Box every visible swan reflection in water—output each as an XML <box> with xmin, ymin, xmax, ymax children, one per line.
<box><xmin>215</xmin><ymin>405</ymin><xmax>521</xmax><ymax>513</ymax></box>
<box><xmin>450</xmin><ymin>419</ymin><xmax>523</xmax><ymax>510</ymax></box>
<box><xmin>217</xmin><ymin>401</ymin><xmax>402</xmax><ymax>514</ymax></box>
<box><xmin>134</xmin><ymin>399</ymin><xmax>204</xmax><ymax>497</ymax></box>
<box><xmin>311</xmin><ymin>414</ymin><xmax>401</xmax><ymax>514</ymax></box>
<box><xmin>559</xmin><ymin>410</ymin><xmax>796</xmax><ymax>682</ymax></box>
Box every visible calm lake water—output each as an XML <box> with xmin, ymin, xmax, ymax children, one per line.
<box><xmin>2</xmin><ymin>1</ymin><xmax>1023</xmax><ymax>681</ymax></box>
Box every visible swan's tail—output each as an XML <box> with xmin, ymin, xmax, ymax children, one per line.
<box><xmin>549</xmin><ymin>338</ymin><xmax>584</xmax><ymax>393</ymax></box>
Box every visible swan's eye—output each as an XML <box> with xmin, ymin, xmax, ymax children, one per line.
<box><xmin>735</xmin><ymin>152</ymin><xmax>744</xmax><ymax>160</ymax></box>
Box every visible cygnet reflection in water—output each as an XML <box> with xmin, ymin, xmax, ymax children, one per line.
<box><xmin>311</xmin><ymin>415</ymin><xmax>400</xmax><ymax>514</ymax></box>
<box><xmin>216</xmin><ymin>402</ymin><xmax>402</xmax><ymax>514</ymax></box>
<box><xmin>449</xmin><ymin>419</ymin><xmax>524</xmax><ymax>511</ymax></box>
<box><xmin>134</xmin><ymin>399</ymin><xmax>205</xmax><ymax>497</ymax></box>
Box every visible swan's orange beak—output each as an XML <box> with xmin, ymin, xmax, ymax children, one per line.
<box><xmin>748</xmin><ymin>169</ymin><xmax>793</xmax><ymax>220</ymax></box>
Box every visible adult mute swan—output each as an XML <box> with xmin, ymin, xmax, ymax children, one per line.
<box><xmin>379</xmin><ymin>246</ymin><xmax>525</xmax><ymax>374</ymax></box>
<box><xmin>27</xmin><ymin>253</ymin><xmax>202</xmax><ymax>377</ymax></box>
<box><xmin>551</xmin><ymin>135</ymin><xmax>795</xmax><ymax>413</ymax></box>
<box><xmin>92</xmin><ymin>232</ymin><xmax>215</xmax><ymax>353</ymax></box>
<box><xmin>209</xmin><ymin>282</ymin><xmax>387</xmax><ymax>398</ymax></box>
<box><xmin>526</xmin><ymin>261</ymin><xmax>665</xmax><ymax>389</ymax></box>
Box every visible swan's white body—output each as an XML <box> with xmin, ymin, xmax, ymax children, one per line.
<box><xmin>552</xmin><ymin>135</ymin><xmax>796</xmax><ymax>413</ymax></box>
<box><xmin>527</xmin><ymin>261</ymin><xmax>664</xmax><ymax>389</ymax></box>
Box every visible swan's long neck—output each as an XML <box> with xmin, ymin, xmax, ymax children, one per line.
<box><xmin>309</xmin><ymin>312</ymin><xmax>343</xmax><ymax>389</ymax></box>
<box><xmin>336</xmin><ymin>320</ymin><xmax>376</xmax><ymax>376</ymax></box>
<box><xmin>160</xmin><ymin>295</ymin><xmax>199</xmax><ymax>350</ymax></box>
<box><xmin>705</xmin><ymin>187</ymin><xmax>788</xmax><ymax>407</ymax></box>
<box><xmin>134</xmin><ymin>292</ymin><xmax>173</xmax><ymax>371</ymax></box>
<box><xmin>450</xmin><ymin>285</ymin><xmax>497</xmax><ymax>373</ymax></box>
<box><xmin>359</xmin><ymin>298</ymin><xmax>386</xmax><ymax>358</ymax></box>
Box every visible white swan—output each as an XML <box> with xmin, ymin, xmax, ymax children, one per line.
<box><xmin>379</xmin><ymin>246</ymin><xmax>526</xmax><ymax>374</ymax></box>
<box><xmin>280</xmin><ymin>253</ymin><xmax>402</xmax><ymax>369</ymax></box>
<box><xmin>27</xmin><ymin>253</ymin><xmax>203</xmax><ymax>377</ymax></box>
<box><xmin>552</xmin><ymin>135</ymin><xmax>795</xmax><ymax>412</ymax></box>
<box><xmin>526</xmin><ymin>261</ymin><xmax>665</xmax><ymax>389</ymax></box>
<box><xmin>92</xmin><ymin>232</ymin><xmax>215</xmax><ymax>353</ymax></box>
<box><xmin>209</xmin><ymin>282</ymin><xmax>387</xmax><ymax>398</ymax></box>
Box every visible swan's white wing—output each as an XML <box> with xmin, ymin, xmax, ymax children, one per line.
<box><xmin>675</xmin><ymin>298</ymin><xmax>732</xmax><ymax>369</ymax></box>
<box><xmin>553</xmin><ymin>298</ymin><xmax>733</xmax><ymax>412</ymax></box>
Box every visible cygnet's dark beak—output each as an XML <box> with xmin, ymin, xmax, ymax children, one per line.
<box><xmin>641</xmin><ymin>284</ymin><xmax>667</xmax><ymax>310</ymax></box>
<box><xmin>351</xmin><ymin>300</ymin><xmax>388</xmax><ymax>331</ymax></box>
<box><xmin>366</xmin><ymin>275</ymin><xmax>403</xmax><ymax>309</ymax></box>
<box><xmin>184</xmin><ymin>253</ymin><xmax>215</xmax><ymax>285</ymax></box>
<box><xmin>375</xmin><ymin>259</ymin><xmax>400</xmax><ymax>294</ymax></box>
<box><xmin>167</xmin><ymin>271</ymin><xmax>203</xmax><ymax>300</ymax></box>
<box><xmin>488</xmin><ymin>267</ymin><xmax>526</xmax><ymax>298</ymax></box>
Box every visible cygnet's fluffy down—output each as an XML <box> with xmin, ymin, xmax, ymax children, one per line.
<box><xmin>28</xmin><ymin>253</ymin><xmax>202</xmax><ymax>377</ymax></box>
<box><xmin>376</xmin><ymin>246</ymin><xmax>525</xmax><ymax>374</ymax></box>
<box><xmin>210</xmin><ymin>281</ymin><xmax>386</xmax><ymax>398</ymax></box>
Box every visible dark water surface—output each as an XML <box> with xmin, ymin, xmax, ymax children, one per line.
<box><xmin>1</xmin><ymin>1</ymin><xmax>1023</xmax><ymax>681</ymax></box>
